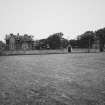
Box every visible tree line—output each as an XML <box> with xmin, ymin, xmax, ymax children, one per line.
<box><xmin>35</xmin><ymin>27</ymin><xmax>105</xmax><ymax>52</ymax></box>
<box><xmin>0</xmin><ymin>27</ymin><xmax>105</xmax><ymax>52</ymax></box>
<box><xmin>70</xmin><ymin>27</ymin><xmax>105</xmax><ymax>52</ymax></box>
<box><xmin>35</xmin><ymin>32</ymin><xmax>69</xmax><ymax>50</ymax></box>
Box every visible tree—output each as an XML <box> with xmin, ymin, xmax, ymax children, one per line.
<box><xmin>61</xmin><ymin>38</ymin><xmax>69</xmax><ymax>48</ymax></box>
<box><xmin>38</xmin><ymin>39</ymin><xmax>48</xmax><ymax>49</ymax></box>
<box><xmin>47</xmin><ymin>32</ymin><xmax>63</xmax><ymax>49</ymax></box>
<box><xmin>77</xmin><ymin>31</ymin><xmax>95</xmax><ymax>48</ymax></box>
<box><xmin>69</xmin><ymin>39</ymin><xmax>79</xmax><ymax>48</ymax></box>
<box><xmin>95</xmin><ymin>28</ymin><xmax>105</xmax><ymax>52</ymax></box>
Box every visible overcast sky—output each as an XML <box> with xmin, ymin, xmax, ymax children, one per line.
<box><xmin>0</xmin><ymin>0</ymin><xmax>105</xmax><ymax>41</ymax></box>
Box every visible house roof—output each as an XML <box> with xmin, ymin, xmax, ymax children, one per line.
<box><xmin>5</xmin><ymin>34</ymin><xmax>33</xmax><ymax>42</ymax></box>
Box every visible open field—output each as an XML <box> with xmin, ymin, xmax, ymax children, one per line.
<box><xmin>0</xmin><ymin>53</ymin><xmax>105</xmax><ymax>105</ymax></box>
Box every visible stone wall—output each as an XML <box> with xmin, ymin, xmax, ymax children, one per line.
<box><xmin>2</xmin><ymin>49</ymin><xmax>67</xmax><ymax>55</ymax></box>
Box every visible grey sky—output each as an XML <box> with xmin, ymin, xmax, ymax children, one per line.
<box><xmin>0</xmin><ymin>0</ymin><xmax>105</xmax><ymax>41</ymax></box>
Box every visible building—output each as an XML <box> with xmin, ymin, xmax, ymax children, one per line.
<box><xmin>5</xmin><ymin>33</ymin><xmax>34</xmax><ymax>50</ymax></box>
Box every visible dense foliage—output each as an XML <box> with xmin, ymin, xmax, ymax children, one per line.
<box><xmin>95</xmin><ymin>28</ymin><xmax>105</xmax><ymax>52</ymax></box>
<box><xmin>46</xmin><ymin>32</ymin><xmax>64</xmax><ymax>49</ymax></box>
<box><xmin>77</xmin><ymin>31</ymin><xmax>95</xmax><ymax>48</ymax></box>
<box><xmin>1</xmin><ymin>27</ymin><xmax>105</xmax><ymax>51</ymax></box>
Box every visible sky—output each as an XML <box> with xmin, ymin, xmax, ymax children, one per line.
<box><xmin>0</xmin><ymin>0</ymin><xmax>105</xmax><ymax>41</ymax></box>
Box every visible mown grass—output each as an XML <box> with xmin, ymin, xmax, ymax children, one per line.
<box><xmin>0</xmin><ymin>53</ymin><xmax>105</xmax><ymax>105</ymax></box>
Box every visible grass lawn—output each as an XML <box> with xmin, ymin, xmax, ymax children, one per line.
<box><xmin>0</xmin><ymin>53</ymin><xmax>105</xmax><ymax>105</ymax></box>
